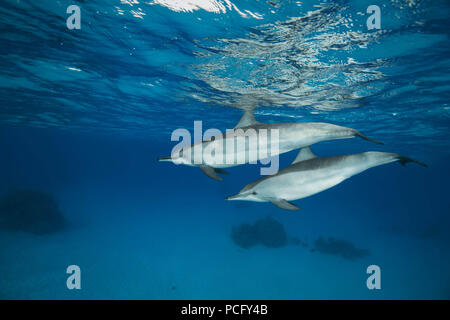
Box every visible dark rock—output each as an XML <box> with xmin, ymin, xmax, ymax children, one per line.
<box><xmin>231</xmin><ymin>223</ymin><xmax>259</xmax><ymax>249</ymax></box>
<box><xmin>0</xmin><ymin>189</ymin><xmax>66</xmax><ymax>235</ymax></box>
<box><xmin>253</xmin><ymin>217</ymin><xmax>287</xmax><ymax>248</ymax></box>
<box><xmin>313</xmin><ymin>236</ymin><xmax>370</xmax><ymax>261</ymax></box>
<box><xmin>230</xmin><ymin>217</ymin><xmax>287</xmax><ymax>249</ymax></box>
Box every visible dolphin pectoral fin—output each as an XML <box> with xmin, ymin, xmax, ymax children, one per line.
<box><xmin>353</xmin><ymin>130</ymin><xmax>384</xmax><ymax>145</ymax></box>
<box><xmin>214</xmin><ymin>168</ymin><xmax>229</xmax><ymax>175</ymax></box>
<box><xmin>397</xmin><ymin>155</ymin><xmax>428</xmax><ymax>167</ymax></box>
<box><xmin>292</xmin><ymin>146</ymin><xmax>316</xmax><ymax>164</ymax></box>
<box><xmin>270</xmin><ymin>199</ymin><xmax>300</xmax><ymax>211</ymax></box>
<box><xmin>200</xmin><ymin>165</ymin><xmax>223</xmax><ymax>181</ymax></box>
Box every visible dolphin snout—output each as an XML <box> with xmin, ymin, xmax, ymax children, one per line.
<box><xmin>225</xmin><ymin>194</ymin><xmax>240</xmax><ymax>201</ymax></box>
<box><xmin>158</xmin><ymin>156</ymin><xmax>172</xmax><ymax>162</ymax></box>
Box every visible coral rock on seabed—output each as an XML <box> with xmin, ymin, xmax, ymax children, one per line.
<box><xmin>231</xmin><ymin>223</ymin><xmax>259</xmax><ymax>249</ymax></box>
<box><xmin>0</xmin><ymin>189</ymin><xmax>66</xmax><ymax>235</ymax></box>
<box><xmin>231</xmin><ymin>217</ymin><xmax>287</xmax><ymax>249</ymax></box>
<box><xmin>253</xmin><ymin>217</ymin><xmax>287</xmax><ymax>248</ymax></box>
<box><xmin>313</xmin><ymin>236</ymin><xmax>370</xmax><ymax>261</ymax></box>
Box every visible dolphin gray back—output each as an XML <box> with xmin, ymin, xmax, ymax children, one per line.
<box><xmin>278</xmin><ymin>151</ymin><xmax>426</xmax><ymax>176</ymax></box>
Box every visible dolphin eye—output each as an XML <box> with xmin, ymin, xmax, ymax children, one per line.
<box><xmin>252</xmin><ymin>191</ymin><xmax>257</xmax><ymax>195</ymax></box>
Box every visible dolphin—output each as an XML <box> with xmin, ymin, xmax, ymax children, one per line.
<box><xmin>158</xmin><ymin>110</ymin><xmax>383</xmax><ymax>181</ymax></box>
<box><xmin>226</xmin><ymin>148</ymin><xmax>427</xmax><ymax>210</ymax></box>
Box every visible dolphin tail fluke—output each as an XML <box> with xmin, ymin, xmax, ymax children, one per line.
<box><xmin>200</xmin><ymin>165</ymin><xmax>228</xmax><ymax>181</ymax></box>
<box><xmin>397</xmin><ymin>155</ymin><xmax>428</xmax><ymax>167</ymax></box>
<box><xmin>353</xmin><ymin>130</ymin><xmax>384</xmax><ymax>145</ymax></box>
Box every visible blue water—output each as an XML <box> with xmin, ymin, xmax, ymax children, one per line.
<box><xmin>0</xmin><ymin>0</ymin><xmax>449</xmax><ymax>299</ymax></box>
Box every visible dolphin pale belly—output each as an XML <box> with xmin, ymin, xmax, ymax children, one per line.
<box><xmin>158</xmin><ymin>110</ymin><xmax>383</xmax><ymax>180</ymax></box>
<box><xmin>226</xmin><ymin>148</ymin><xmax>427</xmax><ymax>210</ymax></box>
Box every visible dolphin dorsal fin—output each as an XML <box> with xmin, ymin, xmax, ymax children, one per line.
<box><xmin>235</xmin><ymin>109</ymin><xmax>259</xmax><ymax>129</ymax></box>
<box><xmin>292</xmin><ymin>146</ymin><xmax>316</xmax><ymax>164</ymax></box>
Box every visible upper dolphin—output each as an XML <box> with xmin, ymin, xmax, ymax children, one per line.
<box><xmin>158</xmin><ymin>110</ymin><xmax>383</xmax><ymax>181</ymax></box>
<box><xmin>226</xmin><ymin>148</ymin><xmax>427</xmax><ymax>210</ymax></box>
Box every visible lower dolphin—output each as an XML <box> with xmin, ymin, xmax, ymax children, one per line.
<box><xmin>226</xmin><ymin>148</ymin><xmax>427</xmax><ymax>210</ymax></box>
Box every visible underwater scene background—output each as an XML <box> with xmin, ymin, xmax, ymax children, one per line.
<box><xmin>0</xmin><ymin>0</ymin><xmax>449</xmax><ymax>299</ymax></box>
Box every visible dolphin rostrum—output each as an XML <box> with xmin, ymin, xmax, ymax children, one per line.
<box><xmin>226</xmin><ymin>148</ymin><xmax>427</xmax><ymax>210</ymax></box>
<box><xmin>158</xmin><ymin>110</ymin><xmax>383</xmax><ymax>181</ymax></box>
